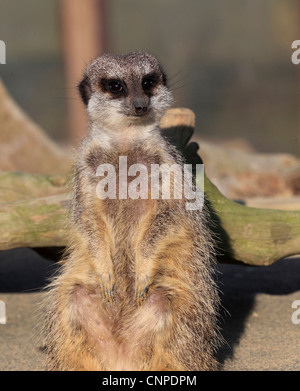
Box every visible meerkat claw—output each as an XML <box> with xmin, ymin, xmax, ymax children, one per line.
<box><xmin>134</xmin><ymin>281</ymin><xmax>150</xmax><ymax>305</ymax></box>
<box><xmin>99</xmin><ymin>274</ymin><xmax>115</xmax><ymax>302</ymax></box>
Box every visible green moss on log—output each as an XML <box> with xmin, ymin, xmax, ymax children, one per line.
<box><xmin>204</xmin><ymin>176</ymin><xmax>300</xmax><ymax>265</ymax></box>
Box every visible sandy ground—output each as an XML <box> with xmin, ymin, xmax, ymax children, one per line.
<box><xmin>0</xmin><ymin>248</ymin><xmax>299</xmax><ymax>371</ymax></box>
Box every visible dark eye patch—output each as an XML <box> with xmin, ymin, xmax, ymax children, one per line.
<box><xmin>142</xmin><ymin>73</ymin><xmax>159</xmax><ymax>93</ymax></box>
<box><xmin>100</xmin><ymin>78</ymin><xmax>127</xmax><ymax>98</ymax></box>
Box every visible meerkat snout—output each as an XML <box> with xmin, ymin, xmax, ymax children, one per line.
<box><xmin>132</xmin><ymin>97</ymin><xmax>149</xmax><ymax>116</ymax></box>
<box><xmin>78</xmin><ymin>52</ymin><xmax>173</xmax><ymax>130</ymax></box>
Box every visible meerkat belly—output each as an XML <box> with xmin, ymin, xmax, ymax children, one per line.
<box><xmin>69</xmin><ymin>260</ymin><xmax>171</xmax><ymax>370</ymax></box>
<box><xmin>102</xmin><ymin>196</ymin><xmax>157</xmax><ymax>292</ymax></box>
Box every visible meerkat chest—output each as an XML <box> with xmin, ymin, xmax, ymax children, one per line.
<box><xmin>94</xmin><ymin>145</ymin><xmax>162</xmax><ymax>221</ymax></box>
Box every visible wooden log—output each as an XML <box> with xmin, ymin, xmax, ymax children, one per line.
<box><xmin>161</xmin><ymin>108</ymin><xmax>300</xmax><ymax>199</ymax></box>
<box><xmin>0</xmin><ymin>194</ymin><xmax>69</xmax><ymax>251</ymax></box>
<box><xmin>196</xmin><ymin>139</ymin><xmax>300</xmax><ymax>199</ymax></box>
<box><xmin>204</xmin><ymin>176</ymin><xmax>300</xmax><ymax>266</ymax></box>
<box><xmin>0</xmin><ymin>172</ymin><xmax>69</xmax><ymax>203</ymax></box>
<box><xmin>0</xmin><ymin>172</ymin><xmax>299</xmax><ymax>265</ymax></box>
<box><xmin>244</xmin><ymin>196</ymin><xmax>300</xmax><ymax>210</ymax></box>
<box><xmin>179</xmin><ymin>138</ymin><xmax>300</xmax><ymax>265</ymax></box>
<box><xmin>0</xmin><ymin>79</ymin><xmax>70</xmax><ymax>175</ymax></box>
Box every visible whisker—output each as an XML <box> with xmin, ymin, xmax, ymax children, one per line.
<box><xmin>168</xmin><ymin>69</ymin><xmax>185</xmax><ymax>81</ymax></box>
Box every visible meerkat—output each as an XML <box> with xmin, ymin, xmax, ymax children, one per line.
<box><xmin>43</xmin><ymin>52</ymin><xmax>220</xmax><ymax>371</ymax></box>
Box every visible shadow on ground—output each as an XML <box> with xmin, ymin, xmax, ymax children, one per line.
<box><xmin>0</xmin><ymin>248</ymin><xmax>60</xmax><ymax>293</ymax></box>
<box><xmin>215</xmin><ymin>256</ymin><xmax>300</xmax><ymax>367</ymax></box>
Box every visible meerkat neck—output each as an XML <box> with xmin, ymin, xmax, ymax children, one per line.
<box><xmin>90</xmin><ymin>122</ymin><xmax>160</xmax><ymax>151</ymax></box>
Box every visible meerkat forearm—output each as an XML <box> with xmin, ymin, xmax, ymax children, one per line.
<box><xmin>71</xmin><ymin>166</ymin><xmax>116</xmax><ymax>298</ymax></box>
<box><xmin>133</xmin><ymin>201</ymin><xmax>188</xmax><ymax>304</ymax></box>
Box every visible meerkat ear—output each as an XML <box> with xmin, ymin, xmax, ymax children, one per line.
<box><xmin>78</xmin><ymin>76</ymin><xmax>91</xmax><ymax>105</ymax></box>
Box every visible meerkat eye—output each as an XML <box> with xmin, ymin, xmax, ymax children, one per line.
<box><xmin>108</xmin><ymin>80</ymin><xmax>124</xmax><ymax>93</ymax></box>
<box><xmin>142</xmin><ymin>78</ymin><xmax>155</xmax><ymax>91</ymax></box>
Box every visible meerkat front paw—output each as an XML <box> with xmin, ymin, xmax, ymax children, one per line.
<box><xmin>134</xmin><ymin>274</ymin><xmax>152</xmax><ymax>306</ymax></box>
<box><xmin>99</xmin><ymin>272</ymin><xmax>115</xmax><ymax>303</ymax></box>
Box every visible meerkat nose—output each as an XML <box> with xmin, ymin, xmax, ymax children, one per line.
<box><xmin>133</xmin><ymin>98</ymin><xmax>149</xmax><ymax>115</ymax></box>
<box><xmin>135</xmin><ymin>106</ymin><xmax>148</xmax><ymax>114</ymax></box>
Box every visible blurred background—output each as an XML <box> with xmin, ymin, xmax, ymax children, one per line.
<box><xmin>0</xmin><ymin>0</ymin><xmax>299</xmax><ymax>155</ymax></box>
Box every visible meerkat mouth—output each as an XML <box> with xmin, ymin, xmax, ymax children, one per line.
<box><xmin>132</xmin><ymin>113</ymin><xmax>148</xmax><ymax>117</ymax></box>
<box><xmin>130</xmin><ymin>108</ymin><xmax>151</xmax><ymax>118</ymax></box>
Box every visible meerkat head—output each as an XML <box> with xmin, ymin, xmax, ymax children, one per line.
<box><xmin>78</xmin><ymin>52</ymin><xmax>173</xmax><ymax>131</ymax></box>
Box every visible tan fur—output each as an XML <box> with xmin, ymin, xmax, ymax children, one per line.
<box><xmin>42</xmin><ymin>52</ymin><xmax>221</xmax><ymax>371</ymax></box>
